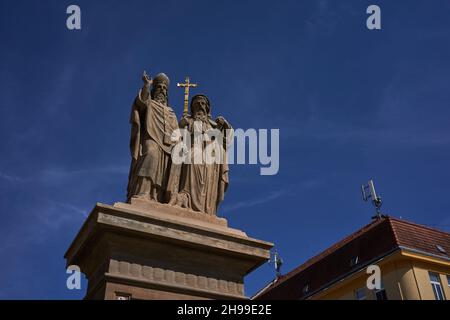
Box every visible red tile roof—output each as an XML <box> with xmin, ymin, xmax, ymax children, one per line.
<box><xmin>389</xmin><ymin>217</ymin><xmax>450</xmax><ymax>258</ymax></box>
<box><xmin>254</xmin><ymin>216</ymin><xmax>450</xmax><ymax>300</ymax></box>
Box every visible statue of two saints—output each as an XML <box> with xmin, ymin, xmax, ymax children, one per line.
<box><xmin>126</xmin><ymin>71</ymin><xmax>232</xmax><ymax>216</ymax></box>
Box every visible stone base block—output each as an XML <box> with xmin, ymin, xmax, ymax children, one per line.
<box><xmin>64</xmin><ymin>200</ymin><xmax>273</xmax><ymax>300</ymax></box>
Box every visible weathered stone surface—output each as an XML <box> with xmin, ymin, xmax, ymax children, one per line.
<box><xmin>64</xmin><ymin>202</ymin><xmax>273</xmax><ymax>300</ymax></box>
<box><xmin>127</xmin><ymin>72</ymin><xmax>178</xmax><ymax>203</ymax></box>
<box><xmin>126</xmin><ymin>71</ymin><xmax>233</xmax><ymax>217</ymax></box>
<box><xmin>115</xmin><ymin>198</ymin><xmax>230</xmax><ymax>228</ymax></box>
<box><xmin>168</xmin><ymin>94</ymin><xmax>232</xmax><ymax>216</ymax></box>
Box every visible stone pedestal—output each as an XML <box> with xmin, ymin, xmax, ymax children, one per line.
<box><xmin>64</xmin><ymin>199</ymin><xmax>273</xmax><ymax>300</ymax></box>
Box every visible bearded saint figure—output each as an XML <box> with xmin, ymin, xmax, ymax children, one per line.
<box><xmin>127</xmin><ymin>71</ymin><xmax>179</xmax><ymax>203</ymax></box>
<box><xmin>169</xmin><ymin>94</ymin><xmax>233</xmax><ymax>216</ymax></box>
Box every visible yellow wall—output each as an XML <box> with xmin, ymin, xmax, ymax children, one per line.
<box><xmin>411</xmin><ymin>259</ymin><xmax>449</xmax><ymax>300</ymax></box>
<box><xmin>310</xmin><ymin>250</ymin><xmax>450</xmax><ymax>300</ymax></box>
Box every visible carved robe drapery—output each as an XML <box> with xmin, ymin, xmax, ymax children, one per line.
<box><xmin>127</xmin><ymin>89</ymin><xmax>179</xmax><ymax>201</ymax></box>
<box><xmin>175</xmin><ymin>116</ymin><xmax>231</xmax><ymax>216</ymax></box>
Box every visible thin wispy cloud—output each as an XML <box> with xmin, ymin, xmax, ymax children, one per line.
<box><xmin>0</xmin><ymin>199</ymin><xmax>87</xmax><ymax>254</ymax></box>
<box><xmin>6</xmin><ymin>65</ymin><xmax>78</xmax><ymax>145</ymax></box>
<box><xmin>40</xmin><ymin>165</ymin><xmax>129</xmax><ymax>181</ymax></box>
<box><xmin>297</xmin><ymin>121</ymin><xmax>450</xmax><ymax>147</ymax></box>
<box><xmin>222</xmin><ymin>189</ymin><xmax>289</xmax><ymax>212</ymax></box>
<box><xmin>48</xmin><ymin>200</ymin><xmax>88</xmax><ymax>218</ymax></box>
<box><xmin>304</xmin><ymin>0</ymin><xmax>343</xmax><ymax>35</ymax></box>
<box><xmin>0</xmin><ymin>165</ymin><xmax>129</xmax><ymax>186</ymax></box>
<box><xmin>280</xmin><ymin>68</ymin><xmax>450</xmax><ymax>148</ymax></box>
<box><xmin>222</xmin><ymin>179</ymin><xmax>324</xmax><ymax>212</ymax></box>
<box><xmin>0</xmin><ymin>171</ymin><xmax>23</xmax><ymax>182</ymax></box>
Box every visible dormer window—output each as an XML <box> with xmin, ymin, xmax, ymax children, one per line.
<box><xmin>436</xmin><ymin>245</ymin><xmax>446</xmax><ymax>254</ymax></box>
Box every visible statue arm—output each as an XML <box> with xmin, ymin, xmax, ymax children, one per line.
<box><xmin>215</xmin><ymin>116</ymin><xmax>233</xmax><ymax>147</ymax></box>
<box><xmin>140</xmin><ymin>83</ymin><xmax>151</xmax><ymax>101</ymax></box>
<box><xmin>129</xmin><ymin>71</ymin><xmax>152</xmax><ymax>159</ymax></box>
<box><xmin>136</xmin><ymin>82</ymin><xmax>152</xmax><ymax>110</ymax></box>
<box><xmin>135</xmin><ymin>71</ymin><xmax>153</xmax><ymax>108</ymax></box>
<box><xmin>215</xmin><ymin>116</ymin><xmax>232</xmax><ymax>130</ymax></box>
<box><xmin>179</xmin><ymin>115</ymin><xmax>192</xmax><ymax>129</ymax></box>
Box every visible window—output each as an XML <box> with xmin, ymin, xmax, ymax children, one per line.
<box><xmin>375</xmin><ymin>289</ymin><xmax>387</xmax><ymax>300</ymax></box>
<box><xmin>350</xmin><ymin>256</ymin><xmax>359</xmax><ymax>267</ymax></box>
<box><xmin>355</xmin><ymin>287</ymin><xmax>366</xmax><ymax>300</ymax></box>
<box><xmin>436</xmin><ymin>245</ymin><xmax>446</xmax><ymax>254</ymax></box>
<box><xmin>115</xmin><ymin>292</ymin><xmax>131</xmax><ymax>300</ymax></box>
<box><xmin>429</xmin><ymin>272</ymin><xmax>445</xmax><ymax>300</ymax></box>
<box><xmin>302</xmin><ymin>284</ymin><xmax>309</xmax><ymax>294</ymax></box>
<box><xmin>375</xmin><ymin>282</ymin><xmax>388</xmax><ymax>300</ymax></box>
<box><xmin>447</xmin><ymin>275</ymin><xmax>450</xmax><ymax>288</ymax></box>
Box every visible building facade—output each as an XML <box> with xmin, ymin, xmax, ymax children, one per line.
<box><xmin>254</xmin><ymin>216</ymin><xmax>450</xmax><ymax>300</ymax></box>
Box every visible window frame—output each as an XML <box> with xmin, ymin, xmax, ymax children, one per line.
<box><xmin>375</xmin><ymin>288</ymin><xmax>388</xmax><ymax>300</ymax></box>
<box><xmin>429</xmin><ymin>272</ymin><xmax>445</xmax><ymax>301</ymax></box>
<box><xmin>374</xmin><ymin>280</ymin><xmax>388</xmax><ymax>300</ymax></box>
<box><xmin>355</xmin><ymin>287</ymin><xmax>367</xmax><ymax>300</ymax></box>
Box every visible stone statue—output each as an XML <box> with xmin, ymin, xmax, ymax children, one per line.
<box><xmin>169</xmin><ymin>94</ymin><xmax>232</xmax><ymax>216</ymax></box>
<box><xmin>127</xmin><ymin>71</ymin><xmax>179</xmax><ymax>202</ymax></box>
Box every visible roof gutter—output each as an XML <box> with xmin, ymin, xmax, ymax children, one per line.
<box><xmin>398</xmin><ymin>246</ymin><xmax>450</xmax><ymax>263</ymax></box>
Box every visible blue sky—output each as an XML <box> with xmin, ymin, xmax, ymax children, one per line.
<box><xmin>1</xmin><ymin>0</ymin><xmax>450</xmax><ymax>299</ymax></box>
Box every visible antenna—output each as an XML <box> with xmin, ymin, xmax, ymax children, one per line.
<box><xmin>268</xmin><ymin>249</ymin><xmax>283</xmax><ymax>278</ymax></box>
<box><xmin>361</xmin><ymin>179</ymin><xmax>383</xmax><ymax>219</ymax></box>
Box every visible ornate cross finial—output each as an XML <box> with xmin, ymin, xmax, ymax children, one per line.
<box><xmin>177</xmin><ymin>76</ymin><xmax>198</xmax><ymax>116</ymax></box>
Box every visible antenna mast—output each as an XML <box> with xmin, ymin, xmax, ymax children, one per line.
<box><xmin>269</xmin><ymin>249</ymin><xmax>283</xmax><ymax>278</ymax></box>
<box><xmin>361</xmin><ymin>179</ymin><xmax>384</xmax><ymax>220</ymax></box>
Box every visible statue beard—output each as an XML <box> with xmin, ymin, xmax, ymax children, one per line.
<box><xmin>153</xmin><ymin>90</ymin><xmax>167</xmax><ymax>105</ymax></box>
<box><xmin>193</xmin><ymin>113</ymin><xmax>208</xmax><ymax>122</ymax></box>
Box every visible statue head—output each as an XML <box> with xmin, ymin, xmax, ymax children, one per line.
<box><xmin>151</xmin><ymin>73</ymin><xmax>170</xmax><ymax>105</ymax></box>
<box><xmin>190</xmin><ymin>94</ymin><xmax>210</xmax><ymax>121</ymax></box>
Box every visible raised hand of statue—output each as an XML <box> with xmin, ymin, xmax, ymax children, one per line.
<box><xmin>179</xmin><ymin>113</ymin><xmax>191</xmax><ymax>129</ymax></box>
<box><xmin>215</xmin><ymin>116</ymin><xmax>230</xmax><ymax>129</ymax></box>
<box><xmin>142</xmin><ymin>71</ymin><xmax>153</xmax><ymax>86</ymax></box>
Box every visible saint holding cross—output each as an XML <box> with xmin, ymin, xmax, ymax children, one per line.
<box><xmin>126</xmin><ymin>71</ymin><xmax>233</xmax><ymax>216</ymax></box>
<box><xmin>169</xmin><ymin>94</ymin><xmax>233</xmax><ymax>216</ymax></box>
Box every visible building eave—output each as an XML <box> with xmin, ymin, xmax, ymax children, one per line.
<box><xmin>306</xmin><ymin>247</ymin><xmax>401</xmax><ymax>299</ymax></box>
